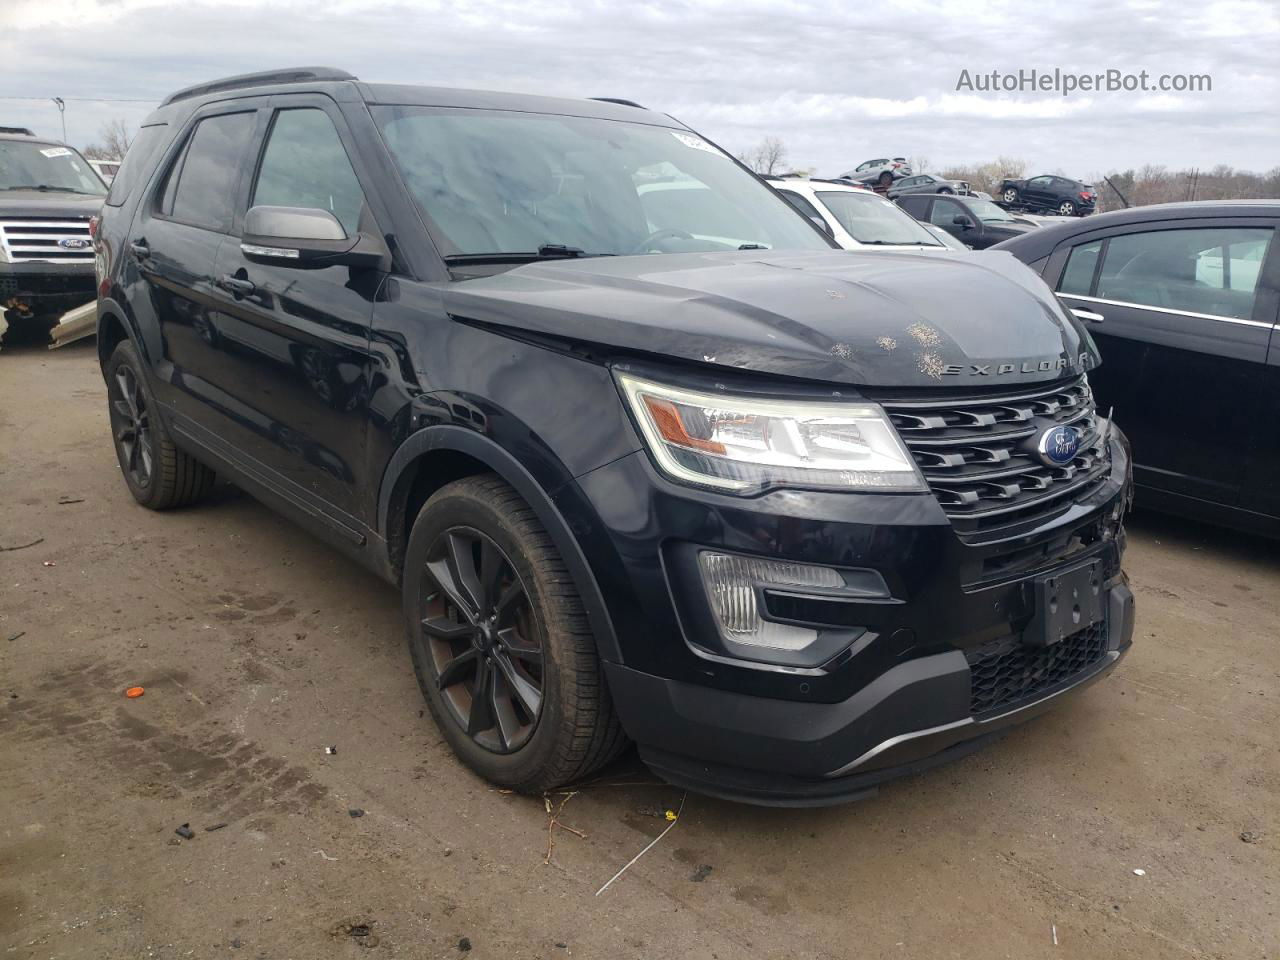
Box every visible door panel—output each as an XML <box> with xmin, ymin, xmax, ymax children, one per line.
<box><xmin>1052</xmin><ymin>223</ymin><xmax>1276</xmax><ymax>506</ymax></box>
<box><xmin>198</xmin><ymin>102</ymin><xmax>382</xmax><ymax>526</ymax></box>
<box><xmin>129</xmin><ymin>108</ymin><xmax>258</xmax><ymax>418</ymax></box>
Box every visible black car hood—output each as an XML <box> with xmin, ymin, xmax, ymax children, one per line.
<box><xmin>442</xmin><ymin>249</ymin><xmax>1097</xmax><ymax>389</ymax></box>
<box><xmin>0</xmin><ymin>190</ymin><xmax>104</xmax><ymax>218</ymax></box>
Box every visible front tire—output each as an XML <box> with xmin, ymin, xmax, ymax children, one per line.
<box><xmin>105</xmin><ymin>340</ymin><xmax>215</xmax><ymax>509</ymax></box>
<box><xmin>1002</xmin><ymin>187</ymin><xmax>1019</xmax><ymax>204</ymax></box>
<box><xmin>403</xmin><ymin>475</ymin><xmax>626</xmax><ymax>793</ymax></box>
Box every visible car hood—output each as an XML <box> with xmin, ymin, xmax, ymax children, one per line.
<box><xmin>442</xmin><ymin>249</ymin><xmax>1097</xmax><ymax>389</ymax></box>
<box><xmin>0</xmin><ymin>191</ymin><xmax>104</xmax><ymax>218</ymax></box>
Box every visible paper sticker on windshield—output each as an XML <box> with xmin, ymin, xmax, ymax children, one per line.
<box><xmin>40</xmin><ymin>146</ymin><xmax>73</xmax><ymax>158</ymax></box>
<box><xmin>671</xmin><ymin>132</ymin><xmax>727</xmax><ymax>158</ymax></box>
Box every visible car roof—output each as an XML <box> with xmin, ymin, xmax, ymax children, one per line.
<box><xmin>994</xmin><ymin>199</ymin><xmax>1280</xmax><ymax>259</ymax></box>
<box><xmin>766</xmin><ymin>178</ymin><xmax>875</xmax><ymax>196</ymax></box>
<box><xmin>144</xmin><ymin>67</ymin><xmax>686</xmax><ymax>131</ymax></box>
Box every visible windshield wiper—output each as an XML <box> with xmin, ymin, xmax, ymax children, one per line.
<box><xmin>444</xmin><ymin>244</ymin><xmax>612</xmax><ymax>265</ymax></box>
<box><xmin>2</xmin><ymin>184</ymin><xmax>88</xmax><ymax>194</ymax></box>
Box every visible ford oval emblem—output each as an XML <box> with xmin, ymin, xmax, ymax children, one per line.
<box><xmin>59</xmin><ymin>237</ymin><xmax>91</xmax><ymax>249</ymax></box>
<box><xmin>1037</xmin><ymin>425</ymin><xmax>1081</xmax><ymax>466</ymax></box>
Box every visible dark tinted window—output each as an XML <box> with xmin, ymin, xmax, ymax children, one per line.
<box><xmin>105</xmin><ymin>123</ymin><xmax>168</xmax><ymax>207</ymax></box>
<box><xmin>252</xmin><ymin>109</ymin><xmax>365</xmax><ymax>234</ymax></box>
<box><xmin>1059</xmin><ymin>239</ymin><xmax>1102</xmax><ymax>295</ymax></box>
<box><xmin>898</xmin><ymin>195</ymin><xmax>929</xmax><ymax>217</ymax></box>
<box><xmin>929</xmin><ymin>197</ymin><xmax>962</xmax><ymax>226</ymax></box>
<box><xmin>1094</xmin><ymin>227</ymin><xmax>1272</xmax><ymax>320</ymax></box>
<box><xmin>776</xmin><ymin>189</ymin><xmax>822</xmax><ymax>220</ymax></box>
<box><xmin>168</xmin><ymin>112</ymin><xmax>256</xmax><ymax>232</ymax></box>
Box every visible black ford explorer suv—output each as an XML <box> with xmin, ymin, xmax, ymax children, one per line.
<box><xmin>95</xmin><ymin>68</ymin><xmax>1135</xmax><ymax>806</ymax></box>
<box><xmin>1</xmin><ymin>128</ymin><xmax>105</xmax><ymax>327</ymax></box>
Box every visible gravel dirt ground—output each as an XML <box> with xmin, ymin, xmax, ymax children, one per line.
<box><xmin>2</xmin><ymin>341</ymin><xmax>1277</xmax><ymax>960</ymax></box>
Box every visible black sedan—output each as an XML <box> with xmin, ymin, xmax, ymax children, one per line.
<box><xmin>995</xmin><ymin>201</ymin><xmax>1280</xmax><ymax>537</ymax></box>
<box><xmin>897</xmin><ymin>193</ymin><xmax>1035</xmax><ymax>249</ymax></box>
<box><xmin>886</xmin><ymin>173</ymin><xmax>970</xmax><ymax>200</ymax></box>
<box><xmin>999</xmin><ymin>175</ymin><xmax>1097</xmax><ymax>216</ymax></box>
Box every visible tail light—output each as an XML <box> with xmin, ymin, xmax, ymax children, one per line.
<box><xmin>88</xmin><ymin>215</ymin><xmax>100</xmax><ymax>239</ymax></box>
<box><xmin>1079</xmin><ymin>192</ymin><xmax>1092</xmax><ymax>200</ymax></box>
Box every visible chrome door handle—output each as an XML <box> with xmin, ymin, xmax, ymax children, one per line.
<box><xmin>1071</xmin><ymin>308</ymin><xmax>1104</xmax><ymax>323</ymax></box>
<box><xmin>215</xmin><ymin>274</ymin><xmax>256</xmax><ymax>296</ymax></box>
<box><xmin>129</xmin><ymin>240</ymin><xmax>150</xmax><ymax>259</ymax></box>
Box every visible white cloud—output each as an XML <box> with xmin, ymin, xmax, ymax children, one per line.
<box><xmin>0</xmin><ymin>0</ymin><xmax>1276</xmax><ymax>177</ymax></box>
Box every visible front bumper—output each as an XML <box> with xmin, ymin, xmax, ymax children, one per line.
<box><xmin>560</xmin><ymin>428</ymin><xmax>1134</xmax><ymax>805</ymax></box>
<box><xmin>610</xmin><ymin>580</ymin><xmax>1132</xmax><ymax>806</ymax></box>
<box><xmin>0</xmin><ymin>262</ymin><xmax>95</xmax><ymax>316</ymax></box>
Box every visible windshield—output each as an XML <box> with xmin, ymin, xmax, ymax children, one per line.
<box><xmin>815</xmin><ymin>191</ymin><xmax>942</xmax><ymax>246</ymax></box>
<box><xmin>966</xmin><ymin>199</ymin><xmax>1014</xmax><ymax>222</ymax></box>
<box><xmin>372</xmin><ymin>106</ymin><xmax>831</xmax><ymax>260</ymax></box>
<box><xmin>0</xmin><ymin>140</ymin><xmax>106</xmax><ymax>195</ymax></box>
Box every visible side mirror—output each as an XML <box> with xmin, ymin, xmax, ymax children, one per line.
<box><xmin>952</xmin><ymin>214</ymin><xmax>974</xmax><ymax>230</ymax></box>
<box><xmin>808</xmin><ymin>215</ymin><xmax>835</xmax><ymax>238</ymax></box>
<box><xmin>240</xmin><ymin>205</ymin><xmax>383</xmax><ymax>269</ymax></box>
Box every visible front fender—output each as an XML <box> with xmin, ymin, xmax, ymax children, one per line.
<box><xmin>377</xmin><ymin>423</ymin><xmax>623</xmax><ymax>663</ymax></box>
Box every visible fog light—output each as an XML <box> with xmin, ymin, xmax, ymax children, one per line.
<box><xmin>698</xmin><ymin>551</ymin><xmax>843</xmax><ymax>651</ymax></box>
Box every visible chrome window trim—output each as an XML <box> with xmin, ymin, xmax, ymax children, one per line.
<box><xmin>1059</xmin><ymin>292</ymin><xmax>1277</xmax><ymax>329</ymax></box>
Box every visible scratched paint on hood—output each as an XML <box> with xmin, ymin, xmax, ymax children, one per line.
<box><xmin>441</xmin><ymin>248</ymin><xmax>1098</xmax><ymax>389</ymax></box>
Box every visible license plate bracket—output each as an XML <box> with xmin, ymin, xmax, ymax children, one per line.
<box><xmin>1026</xmin><ymin>560</ymin><xmax>1104</xmax><ymax>647</ymax></box>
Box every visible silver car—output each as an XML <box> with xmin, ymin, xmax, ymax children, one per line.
<box><xmin>838</xmin><ymin>157</ymin><xmax>911</xmax><ymax>188</ymax></box>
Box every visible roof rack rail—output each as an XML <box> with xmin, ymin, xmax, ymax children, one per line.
<box><xmin>160</xmin><ymin>67</ymin><xmax>357</xmax><ymax>107</ymax></box>
<box><xmin>0</xmin><ymin>126</ymin><xmax>36</xmax><ymax>136</ymax></box>
<box><xmin>590</xmin><ymin>97</ymin><xmax>647</xmax><ymax>109</ymax></box>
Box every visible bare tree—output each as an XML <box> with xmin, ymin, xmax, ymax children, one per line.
<box><xmin>84</xmin><ymin>118</ymin><xmax>134</xmax><ymax>160</ymax></box>
<box><xmin>737</xmin><ymin>136</ymin><xmax>788</xmax><ymax>175</ymax></box>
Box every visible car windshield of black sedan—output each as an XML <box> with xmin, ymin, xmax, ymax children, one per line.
<box><xmin>815</xmin><ymin>191</ymin><xmax>942</xmax><ymax>246</ymax></box>
<box><xmin>0</xmin><ymin>141</ymin><xmax>106</xmax><ymax>195</ymax></box>
<box><xmin>372</xmin><ymin>106</ymin><xmax>831</xmax><ymax>259</ymax></box>
<box><xmin>968</xmin><ymin>199</ymin><xmax>1015</xmax><ymax>222</ymax></box>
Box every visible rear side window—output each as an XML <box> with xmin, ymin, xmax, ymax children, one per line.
<box><xmin>1061</xmin><ymin>227</ymin><xmax>1273</xmax><ymax>321</ymax></box>
<box><xmin>1058</xmin><ymin>239</ymin><xmax>1102</xmax><ymax>295</ymax></box>
<box><xmin>251</xmin><ymin>109</ymin><xmax>365</xmax><ymax>235</ymax></box>
<box><xmin>898</xmin><ymin>195</ymin><xmax>929</xmax><ymax>217</ymax></box>
<box><xmin>166</xmin><ymin>112</ymin><xmax>256</xmax><ymax>232</ymax></box>
<box><xmin>105</xmin><ymin>123</ymin><xmax>168</xmax><ymax>207</ymax></box>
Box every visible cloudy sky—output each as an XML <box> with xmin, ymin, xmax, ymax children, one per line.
<box><xmin>2</xmin><ymin>0</ymin><xmax>1276</xmax><ymax>179</ymax></box>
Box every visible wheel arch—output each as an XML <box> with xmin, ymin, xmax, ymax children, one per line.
<box><xmin>379</xmin><ymin>425</ymin><xmax>622</xmax><ymax>663</ymax></box>
<box><xmin>96</xmin><ymin>298</ymin><xmax>135</xmax><ymax>372</ymax></box>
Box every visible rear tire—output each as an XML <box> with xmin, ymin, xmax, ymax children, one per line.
<box><xmin>403</xmin><ymin>475</ymin><xmax>627</xmax><ymax>793</ymax></box>
<box><xmin>878</xmin><ymin>171</ymin><xmax>893</xmax><ymax>187</ymax></box>
<box><xmin>105</xmin><ymin>340</ymin><xmax>215</xmax><ymax>510</ymax></box>
<box><xmin>1058</xmin><ymin>199</ymin><xmax>1078</xmax><ymax>216</ymax></box>
<box><xmin>1002</xmin><ymin>187</ymin><xmax>1019</xmax><ymax>204</ymax></box>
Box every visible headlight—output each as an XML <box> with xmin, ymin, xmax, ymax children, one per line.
<box><xmin>617</xmin><ymin>372</ymin><xmax>926</xmax><ymax>494</ymax></box>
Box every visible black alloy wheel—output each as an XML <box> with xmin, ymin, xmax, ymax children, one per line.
<box><xmin>108</xmin><ymin>363</ymin><xmax>154</xmax><ymax>490</ymax></box>
<box><xmin>418</xmin><ymin>526</ymin><xmax>544</xmax><ymax>754</ymax></box>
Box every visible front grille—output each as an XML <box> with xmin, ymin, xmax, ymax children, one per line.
<box><xmin>882</xmin><ymin>376</ymin><xmax>1111</xmax><ymax>538</ymax></box>
<box><xmin>966</xmin><ymin>623</ymin><xmax>1108</xmax><ymax>716</ymax></box>
<box><xmin>0</xmin><ymin>217</ymin><xmax>94</xmax><ymax>263</ymax></box>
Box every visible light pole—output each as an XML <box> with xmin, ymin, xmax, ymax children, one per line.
<box><xmin>51</xmin><ymin>97</ymin><xmax>66</xmax><ymax>142</ymax></box>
